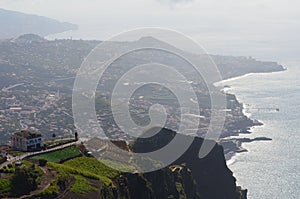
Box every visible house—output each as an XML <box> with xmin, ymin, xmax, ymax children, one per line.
<box><xmin>1</xmin><ymin>151</ymin><xmax>7</xmax><ymax>157</ymax></box>
<box><xmin>11</xmin><ymin>130</ymin><xmax>44</xmax><ymax>151</ymax></box>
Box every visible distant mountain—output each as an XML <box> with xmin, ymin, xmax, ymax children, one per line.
<box><xmin>13</xmin><ymin>34</ymin><xmax>47</xmax><ymax>43</ymax></box>
<box><xmin>0</xmin><ymin>8</ymin><xmax>78</xmax><ymax>39</ymax></box>
<box><xmin>134</xmin><ymin>36</ymin><xmax>285</xmax><ymax>80</ymax></box>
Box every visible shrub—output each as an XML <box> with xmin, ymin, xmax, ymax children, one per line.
<box><xmin>0</xmin><ymin>178</ymin><xmax>11</xmax><ymax>193</ymax></box>
<box><xmin>70</xmin><ymin>175</ymin><xmax>97</xmax><ymax>194</ymax></box>
<box><xmin>11</xmin><ymin>167</ymin><xmax>42</xmax><ymax>196</ymax></box>
<box><xmin>0</xmin><ymin>157</ymin><xmax>7</xmax><ymax>164</ymax></box>
<box><xmin>39</xmin><ymin>181</ymin><xmax>59</xmax><ymax>197</ymax></box>
<box><xmin>39</xmin><ymin>159</ymin><xmax>48</xmax><ymax>167</ymax></box>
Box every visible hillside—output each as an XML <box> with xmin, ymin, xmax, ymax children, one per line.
<box><xmin>0</xmin><ymin>128</ymin><xmax>247</xmax><ymax>199</ymax></box>
<box><xmin>0</xmin><ymin>35</ymin><xmax>284</xmax><ymax>91</ymax></box>
<box><xmin>0</xmin><ymin>35</ymin><xmax>283</xmax><ymax>150</ymax></box>
<box><xmin>0</xmin><ymin>8</ymin><xmax>77</xmax><ymax>39</ymax></box>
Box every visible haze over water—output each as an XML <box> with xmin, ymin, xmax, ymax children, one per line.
<box><xmin>41</xmin><ymin>29</ymin><xmax>300</xmax><ymax>198</ymax></box>
<box><xmin>224</xmin><ymin>63</ymin><xmax>300</xmax><ymax>199</ymax></box>
<box><xmin>49</xmin><ymin>26</ymin><xmax>299</xmax><ymax>197</ymax></box>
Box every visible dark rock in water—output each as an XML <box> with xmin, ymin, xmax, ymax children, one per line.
<box><xmin>236</xmin><ymin>137</ymin><xmax>272</xmax><ymax>143</ymax></box>
<box><xmin>252</xmin><ymin>119</ymin><xmax>263</xmax><ymax>126</ymax></box>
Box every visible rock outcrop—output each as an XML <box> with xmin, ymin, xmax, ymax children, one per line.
<box><xmin>100</xmin><ymin>127</ymin><xmax>247</xmax><ymax>199</ymax></box>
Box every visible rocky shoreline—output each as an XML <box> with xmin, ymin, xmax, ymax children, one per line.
<box><xmin>217</xmin><ymin>70</ymin><xmax>284</xmax><ymax>161</ymax></box>
<box><xmin>221</xmin><ymin>135</ymin><xmax>273</xmax><ymax>161</ymax></box>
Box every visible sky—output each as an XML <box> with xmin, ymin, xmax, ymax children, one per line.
<box><xmin>0</xmin><ymin>0</ymin><xmax>299</xmax><ymax>62</ymax></box>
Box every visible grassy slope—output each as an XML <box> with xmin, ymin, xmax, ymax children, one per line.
<box><xmin>31</xmin><ymin>147</ymin><xmax>134</xmax><ymax>196</ymax></box>
<box><xmin>42</xmin><ymin>157</ymin><xmax>123</xmax><ymax>196</ymax></box>
<box><xmin>70</xmin><ymin>175</ymin><xmax>98</xmax><ymax>194</ymax></box>
<box><xmin>64</xmin><ymin>157</ymin><xmax>122</xmax><ymax>183</ymax></box>
<box><xmin>31</xmin><ymin>145</ymin><xmax>81</xmax><ymax>163</ymax></box>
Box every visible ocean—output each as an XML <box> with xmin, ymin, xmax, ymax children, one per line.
<box><xmin>47</xmin><ymin>31</ymin><xmax>300</xmax><ymax>198</ymax></box>
<box><xmin>223</xmin><ymin>63</ymin><xmax>300</xmax><ymax>199</ymax></box>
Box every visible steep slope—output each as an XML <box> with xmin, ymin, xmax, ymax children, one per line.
<box><xmin>130</xmin><ymin>127</ymin><xmax>246</xmax><ymax>199</ymax></box>
<box><xmin>70</xmin><ymin>128</ymin><xmax>246</xmax><ymax>199</ymax></box>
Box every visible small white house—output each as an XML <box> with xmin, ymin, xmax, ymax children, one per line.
<box><xmin>1</xmin><ymin>151</ymin><xmax>7</xmax><ymax>157</ymax></box>
<box><xmin>11</xmin><ymin>130</ymin><xmax>44</xmax><ymax>151</ymax></box>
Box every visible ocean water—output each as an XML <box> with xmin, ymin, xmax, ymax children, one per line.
<box><xmin>223</xmin><ymin>63</ymin><xmax>300</xmax><ymax>199</ymax></box>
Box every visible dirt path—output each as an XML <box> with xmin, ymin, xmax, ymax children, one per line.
<box><xmin>3</xmin><ymin>166</ymin><xmax>55</xmax><ymax>199</ymax></box>
<box><xmin>24</xmin><ymin>166</ymin><xmax>53</xmax><ymax>197</ymax></box>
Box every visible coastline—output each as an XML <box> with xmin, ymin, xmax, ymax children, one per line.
<box><xmin>224</xmin><ymin>64</ymin><xmax>299</xmax><ymax>199</ymax></box>
<box><xmin>216</xmin><ymin>69</ymin><xmax>285</xmax><ymax>163</ymax></box>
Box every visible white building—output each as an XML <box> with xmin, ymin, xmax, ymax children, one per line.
<box><xmin>11</xmin><ymin>130</ymin><xmax>44</xmax><ymax>151</ymax></box>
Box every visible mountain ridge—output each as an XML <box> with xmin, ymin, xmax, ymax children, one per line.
<box><xmin>0</xmin><ymin>8</ymin><xmax>77</xmax><ymax>39</ymax></box>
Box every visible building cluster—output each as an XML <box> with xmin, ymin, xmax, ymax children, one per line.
<box><xmin>0</xmin><ymin>90</ymin><xmax>75</xmax><ymax>143</ymax></box>
<box><xmin>10</xmin><ymin>130</ymin><xmax>44</xmax><ymax>151</ymax></box>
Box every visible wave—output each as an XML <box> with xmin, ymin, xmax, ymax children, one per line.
<box><xmin>214</xmin><ymin>73</ymin><xmax>254</xmax><ymax>87</ymax></box>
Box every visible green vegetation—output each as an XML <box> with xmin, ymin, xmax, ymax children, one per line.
<box><xmin>40</xmin><ymin>163</ymin><xmax>71</xmax><ymax>197</ymax></box>
<box><xmin>7</xmin><ymin>149</ymin><xmax>26</xmax><ymax>157</ymax></box>
<box><xmin>0</xmin><ymin>156</ymin><xmax>7</xmax><ymax>164</ymax></box>
<box><xmin>45</xmin><ymin>157</ymin><xmax>121</xmax><ymax>187</ymax></box>
<box><xmin>11</xmin><ymin>164</ymin><xmax>42</xmax><ymax>196</ymax></box>
<box><xmin>43</xmin><ymin>161</ymin><xmax>106</xmax><ymax>195</ymax></box>
<box><xmin>43</xmin><ymin>139</ymin><xmax>77</xmax><ymax>152</ymax></box>
<box><xmin>64</xmin><ymin>157</ymin><xmax>121</xmax><ymax>185</ymax></box>
<box><xmin>0</xmin><ymin>160</ymin><xmax>33</xmax><ymax>174</ymax></box>
<box><xmin>70</xmin><ymin>175</ymin><xmax>98</xmax><ymax>194</ymax></box>
<box><xmin>41</xmin><ymin>162</ymin><xmax>101</xmax><ymax>196</ymax></box>
<box><xmin>31</xmin><ymin>145</ymin><xmax>81</xmax><ymax>163</ymax></box>
<box><xmin>38</xmin><ymin>159</ymin><xmax>48</xmax><ymax>167</ymax></box>
<box><xmin>175</xmin><ymin>182</ymin><xmax>186</xmax><ymax>199</ymax></box>
<box><xmin>0</xmin><ymin>161</ymin><xmax>42</xmax><ymax>196</ymax></box>
<box><xmin>41</xmin><ymin>156</ymin><xmax>134</xmax><ymax>197</ymax></box>
<box><xmin>100</xmin><ymin>159</ymin><xmax>135</xmax><ymax>173</ymax></box>
<box><xmin>0</xmin><ymin>178</ymin><xmax>11</xmax><ymax>193</ymax></box>
<box><xmin>39</xmin><ymin>180</ymin><xmax>59</xmax><ymax>197</ymax></box>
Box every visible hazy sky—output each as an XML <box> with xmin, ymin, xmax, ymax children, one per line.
<box><xmin>0</xmin><ymin>0</ymin><xmax>299</xmax><ymax>62</ymax></box>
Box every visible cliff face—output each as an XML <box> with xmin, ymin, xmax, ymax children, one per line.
<box><xmin>100</xmin><ymin>128</ymin><xmax>246</xmax><ymax>199</ymax></box>
<box><xmin>174</xmin><ymin>137</ymin><xmax>242</xmax><ymax>199</ymax></box>
<box><xmin>101</xmin><ymin>166</ymin><xmax>200</xmax><ymax>199</ymax></box>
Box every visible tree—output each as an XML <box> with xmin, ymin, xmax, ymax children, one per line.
<box><xmin>38</xmin><ymin>159</ymin><xmax>48</xmax><ymax>167</ymax></box>
<box><xmin>52</xmin><ymin>133</ymin><xmax>56</xmax><ymax>139</ymax></box>
<box><xmin>75</xmin><ymin>132</ymin><xmax>78</xmax><ymax>141</ymax></box>
<box><xmin>11</xmin><ymin>166</ymin><xmax>41</xmax><ymax>196</ymax></box>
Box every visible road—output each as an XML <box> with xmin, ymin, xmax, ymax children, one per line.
<box><xmin>2</xmin><ymin>83</ymin><xmax>25</xmax><ymax>91</ymax></box>
<box><xmin>0</xmin><ymin>141</ymin><xmax>78</xmax><ymax>169</ymax></box>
